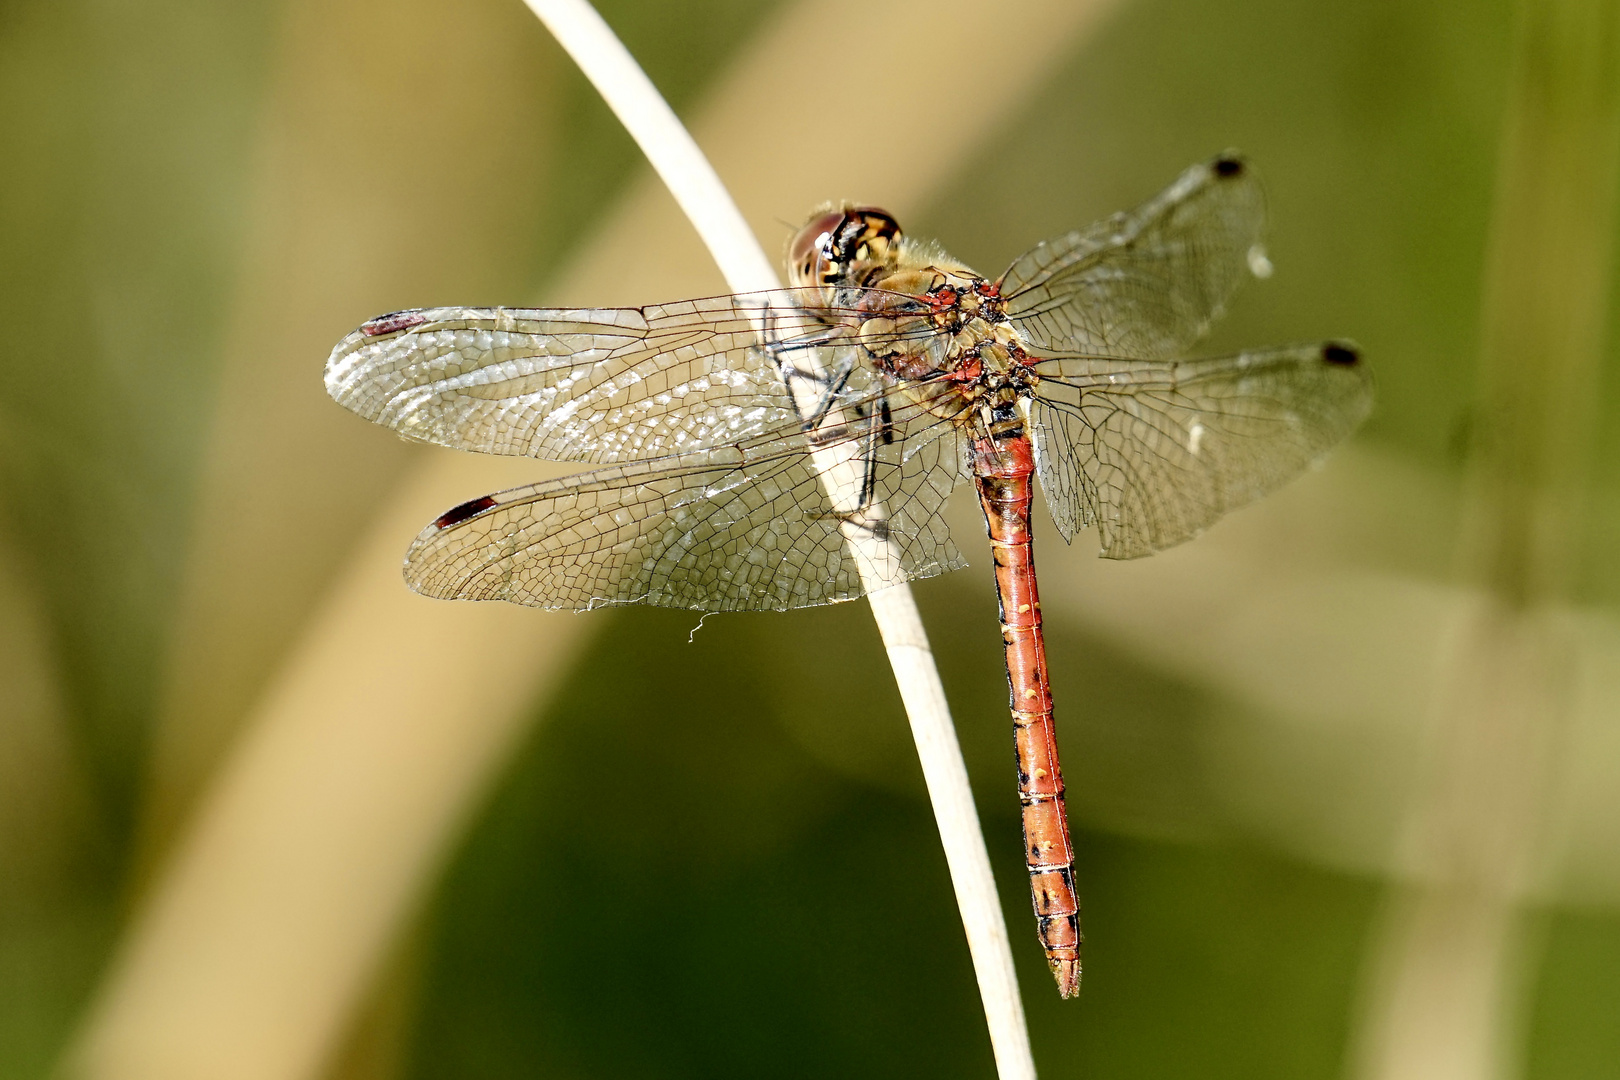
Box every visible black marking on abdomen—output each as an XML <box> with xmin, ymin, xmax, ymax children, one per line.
<box><xmin>433</xmin><ymin>495</ymin><xmax>498</xmax><ymax>529</ymax></box>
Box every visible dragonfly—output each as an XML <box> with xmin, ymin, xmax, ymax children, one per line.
<box><xmin>325</xmin><ymin>153</ymin><xmax>1372</xmax><ymax>998</ymax></box>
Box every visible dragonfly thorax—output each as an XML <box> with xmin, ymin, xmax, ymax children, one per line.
<box><xmin>855</xmin><ymin>264</ymin><xmax>1034</xmax><ymax>401</ymax></box>
<box><xmin>787</xmin><ymin>204</ymin><xmax>1036</xmax><ymax>425</ymax></box>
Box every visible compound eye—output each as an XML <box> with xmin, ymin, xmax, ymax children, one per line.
<box><xmin>847</xmin><ymin>208</ymin><xmax>901</xmax><ymax>249</ymax></box>
<box><xmin>787</xmin><ymin>209</ymin><xmax>848</xmax><ymax>287</ymax></box>
<box><xmin>838</xmin><ymin>209</ymin><xmax>903</xmax><ymax>280</ymax></box>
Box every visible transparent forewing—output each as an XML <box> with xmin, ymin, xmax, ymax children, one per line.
<box><xmin>323</xmin><ymin>289</ymin><xmax>928</xmax><ymax>464</ymax></box>
<box><xmin>999</xmin><ymin>155</ymin><xmax>1266</xmax><ymax>361</ymax></box>
<box><xmin>1029</xmin><ymin>344</ymin><xmax>1373</xmax><ymax>559</ymax></box>
<box><xmin>403</xmin><ymin>389</ymin><xmax>970</xmax><ymax>612</ymax></box>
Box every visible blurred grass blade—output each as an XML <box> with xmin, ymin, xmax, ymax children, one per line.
<box><xmin>141</xmin><ymin>0</ymin><xmax>559</xmax><ymax>866</ymax></box>
<box><xmin>1466</xmin><ymin>0</ymin><xmax>1620</xmax><ymax>607</ymax></box>
<box><xmin>1351</xmin><ymin>3</ymin><xmax>1620</xmax><ymax>1080</ymax></box>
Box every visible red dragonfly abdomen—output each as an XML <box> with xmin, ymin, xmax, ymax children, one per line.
<box><xmin>972</xmin><ymin>432</ymin><xmax>1082</xmax><ymax>998</ymax></box>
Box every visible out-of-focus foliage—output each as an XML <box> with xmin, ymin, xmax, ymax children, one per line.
<box><xmin>2</xmin><ymin>0</ymin><xmax>1618</xmax><ymax>1077</ymax></box>
<box><xmin>405</xmin><ymin>600</ymin><xmax>1376</xmax><ymax>1079</ymax></box>
<box><xmin>1</xmin><ymin>3</ymin><xmax>281</xmax><ymax>1073</ymax></box>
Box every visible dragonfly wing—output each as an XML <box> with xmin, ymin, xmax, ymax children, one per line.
<box><xmin>1000</xmin><ymin>154</ymin><xmax>1266</xmax><ymax>360</ymax></box>
<box><xmin>325</xmin><ymin>291</ymin><xmax>887</xmax><ymax>464</ymax></box>
<box><xmin>403</xmin><ymin>396</ymin><xmax>970</xmax><ymax>612</ymax></box>
<box><xmin>1030</xmin><ymin>343</ymin><xmax>1372</xmax><ymax>558</ymax></box>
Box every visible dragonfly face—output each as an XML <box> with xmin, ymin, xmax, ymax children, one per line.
<box><xmin>325</xmin><ymin>153</ymin><xmax>1374</xmax><ymax>997</ymax></box>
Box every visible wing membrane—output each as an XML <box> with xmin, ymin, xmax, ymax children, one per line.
<box><xmin>1000</xmin><ymin>154</ymin><xmax>1266</xmax><ymax>360</ymax></box>
<box><xmin>404</xmin><ymin>392</ymin><xmax>969</xmax><ymax>612</ymax></box>
<box><xmin>323</xmin><ymin>289</ymin><xmax>933</xmax><ymax>464</ymax></box>
<box><xmin>1030</xmin><ymin>343</ymin><xmax>1372</xmax><ymax>558</ymax></box>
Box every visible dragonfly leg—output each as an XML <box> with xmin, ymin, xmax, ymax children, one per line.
<box><xmin>799</xmin><ymin>398</ymin><xmax>890</xmax><ymax>530</ymax></box>
<box><xmin>851</xmin><ymin>399</ymin><xmax>886</xmax><ymax>510</ymax></box>
<box><xmin>783</xmin><ymin>351</ymin><xmax>857</xmax><ymax>433</ymax></box>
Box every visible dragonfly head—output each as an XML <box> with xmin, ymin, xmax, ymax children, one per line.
<box><xmin>787</xmin><ymin>206</ymin><xmax>903</xmax><ymax>290</ymax></box>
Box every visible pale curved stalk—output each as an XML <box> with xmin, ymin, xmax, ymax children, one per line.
<box><xmin>521</xmin><ymin>1</ymin><xmax>1036</xmax><ymax>1076</ymax></box>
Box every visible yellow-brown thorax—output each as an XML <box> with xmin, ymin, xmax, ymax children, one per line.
<box><xmin>786</xmin><ymin>205</ymin><xmax>1037</xmax><ymax>429</ymax></box>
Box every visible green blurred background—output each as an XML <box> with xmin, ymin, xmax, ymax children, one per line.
<box><xmin>2</xmin><ymin>0</ymin><xmax>1618</xmax><ymax>1077</ymax></box>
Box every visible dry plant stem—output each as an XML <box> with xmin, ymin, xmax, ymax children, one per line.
<box><xmin>522</xmin><ymin>1</ymin><xmax>1036</xmax><ymax>1076</ymax></box>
